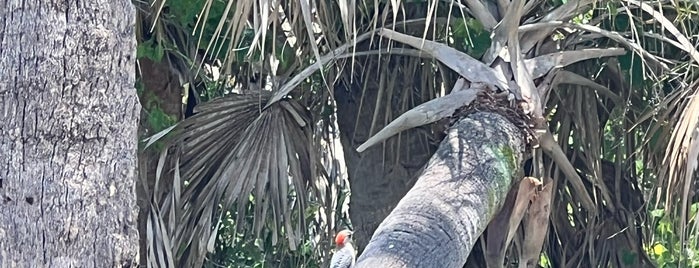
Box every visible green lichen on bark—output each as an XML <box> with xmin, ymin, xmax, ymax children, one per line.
<box><xmin>484</xmin><ymin>145</ymin><xmax>519</xmax><ymax>217</ymax></box>
<box><xmin>355</xmin><ymin>112</ymin><xmax>527</xmax><ymax>267</ymax></box>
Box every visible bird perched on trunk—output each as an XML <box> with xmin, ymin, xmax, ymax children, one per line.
<box><xmin>329</xmin><ymin>229</ymin><xmax>356</xmax><ymax>268</ymax></box>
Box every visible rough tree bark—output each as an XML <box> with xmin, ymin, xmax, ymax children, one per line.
<box><xmin>355</xmin><ymin>112</ymin><xmax>525</xmax><ymax>267</ymax></box>
<box><xmin>0</xmin><ymin>0</ymin><xmax>140</xmax><ymax>267</ymax></box>
<box><xmin>335</xmin><ymin>77</ymin><xmax>438</xmax><ymax>250</ymax></box>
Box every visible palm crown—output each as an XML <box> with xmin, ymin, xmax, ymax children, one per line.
<box><xmin>136</xmin><ymin>0</ymin><xmax>699</xmax><ymax>267</ymax></box>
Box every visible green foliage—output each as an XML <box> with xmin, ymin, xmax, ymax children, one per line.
<box><xmin>164</xmin><ymin>0</ymin><xmax>256</xmax><ymax>61</ymax></box>
<box><xmin>163</xmin><ymin>0</ymin><xmax>203</xmax><ymax>26</ymax></box>
<box><xmin>618</xmin><ymin>51</ymin><xmax>648</xmax><ymax>89</ymax></box>
<box><xmin>571</xmin><ymin>8</ymin><xmax>594</xmax><ymax>24</ymax></box>
<box><xmin>647</xmin><ymin>203</ymin><xmax>699</xmax><ymax>267</ymax></box>
<box><xmin>206</xmin><ymin>203</ymin><xmax>324</xmax><ymax>268</ymax></box>
<box><xmin>137</xmin><ymin>39</ymin><xmax>165</xmax><ymax>62</ymax></box>
<box><xmin>539</xmin><ymin>253</ymin><xmax>551</xmax><ymax>267</ymax></box>
<box><xmin>145</xmin><ymin>104</ymin><xmax>178</xmax><ymax>133</ymax></box>
<box><xmin>451</xmin><ymin>18</ymin><xmax>490</xmax><ymax>59</ymax></box>
<box><xmin>135</xmin><ymin>80</ymin><xmax>178</xmax><ymax>150</ymax></box>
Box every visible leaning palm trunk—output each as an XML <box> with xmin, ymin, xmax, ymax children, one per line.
<box><xmin>355</xmin><ymin>112</ymin><xmax>525</xmax><ymax>267</ymax></box>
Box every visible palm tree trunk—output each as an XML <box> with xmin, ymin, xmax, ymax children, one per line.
<box><xmin>355</xmin><ymin>112</ymin><xmax>525</xmax><ymax>267</ymax></box>
<box><xmin>0</xmin><ymin>1</ymin><xmax>140</xmax><ymax>266</ymax></box>
<box><xmin>335</xmin><ymin>82</ymin><xmax>438</xmax><ymax>250</ymax></box>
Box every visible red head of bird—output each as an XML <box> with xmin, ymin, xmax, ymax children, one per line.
<box><xmin>335</xmin><ymin>230</ymin><xmax>353</xmax><ymax>247</ymax></box>
<box><xmin>330</xmin><ymin>230</ymin><xmax>356</xmax><ymax>268</ymax></box>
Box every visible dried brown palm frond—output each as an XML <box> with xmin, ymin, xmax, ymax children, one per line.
<box><xmin>624</xmin><ymin>0</ymin><xmax>699</xmax><ymax>263</ymax></box>
<box><xmin>146</xmin><ymin>91</ymin><xmax>328</xmax><ymax>267</ymax></box>
<box><xmin>645</xmin><ymin>70</ymin><xmax>699</xmax><ymax>260</ymax></box>
<box><xmin>536</xmin><ymin>1</ymin><xmax>699</xmax><ymax>264</ymax></box>
<box><xmin>137</xmin><ymin>0</ymin><xmax>364</xmax><ymax>266</ymax></box>
<box><xmin>140</xmin><ymin>0</ymin><xmax>699</xmax><ymax>267</ymax></box>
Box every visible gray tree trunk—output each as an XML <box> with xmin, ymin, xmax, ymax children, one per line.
<box><xmin>335</xmin><ymin>79</ymin><xmax>439</xmax><ymax>250</ymax></box>
<box><xmin>355</xmin><ymin>112</ymin><xmax>525</xmax><ymax>267</ymax></box>
<box><xmin>0</xmin><ymin>1</ymin><xmax>140</xmax><ymax>267</ymax></box>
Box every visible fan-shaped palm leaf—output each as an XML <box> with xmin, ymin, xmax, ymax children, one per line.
<box><xmin>147</xmin><ymin>91</ymin><xmax>325</xmax><ymax>267</ymax></box>
<box><xmin>140</xmin><ymin>0</ymin><xmax>699</xmax><ymax>266</ymax></box>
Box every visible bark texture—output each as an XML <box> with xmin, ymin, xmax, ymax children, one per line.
<box><xmin>0</xmin><ymin>0</ymin><xmax>140</xmax><ymax>267</ymax></box>
<box><xmin>335</xmin><ymin>79</ymin><xmax>438</xmax><ymax>250</ymax></box>
<box><xmin>354</xmin><ymin>112</ymin><xmax>525</xmax><ymax>267</ymax></box>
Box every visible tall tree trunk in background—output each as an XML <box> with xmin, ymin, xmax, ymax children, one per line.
<box><xmin>355</xmin><ymin>112</ymin><xmax>525</xmax><ymax>267</ymax></box>
<box><xmin>335</xmin><ymin>78</ymin><xmax>438</xmax><ymax>250</ymax></box>
<box><xmin>135</xmin><ymin>58</ymin><xmax>183</xmax><ymax>265</ymax></box>
<box><xmin>0</xmin><ymin>0</ymin><xmax>140</xmax><ymax>267</ymax></box>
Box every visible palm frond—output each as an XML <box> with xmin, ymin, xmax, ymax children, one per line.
<box><xmin>656</xmin><ymin>78</ymin><xmax>699</xmax><ymax>252</ymax></box>
<box><xmin>147</xmin><ymin>91</ymin><xmax>326</xmax><ymax>267</ymax></box>
<box><xmin>137</xmin><ymin>0</ymin><xmax>699</xmax><ymax>266</ymax></box>
<box><xmin>352</xmin><ymin>0</ymin><xmax>697</xmax><ymax>266</ymax></box>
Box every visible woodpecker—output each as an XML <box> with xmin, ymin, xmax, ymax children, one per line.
<box><xmin>329</xmin><ymin>229</ymin><xmax>356</xmax><ymax>268</ymax></box>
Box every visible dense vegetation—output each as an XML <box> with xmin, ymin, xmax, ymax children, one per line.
<box><xmin>133</xmin><ymin>0</ymin><xmax>699</xmax><ymax>267</ymax></box>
